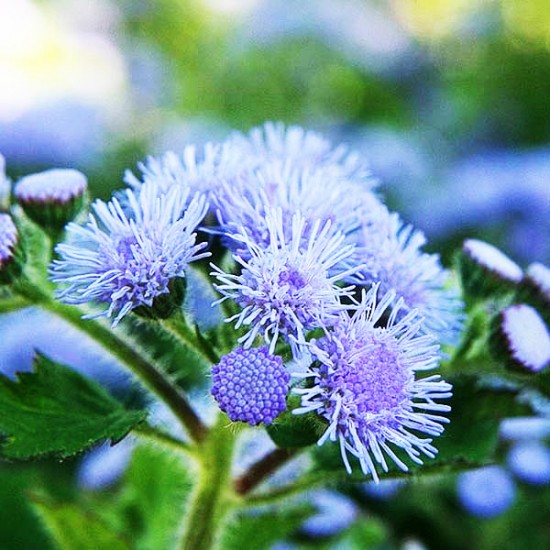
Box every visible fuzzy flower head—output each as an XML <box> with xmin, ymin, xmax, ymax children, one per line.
<box><xmin>212</xmin><ymin>208</ymin><xmax>361</xmax><ymax>354</ymax></box>
<box><xmin>352</xmin><ymin>202</ymin><xmax>463</xmax><ymax>344</ymax></box>
<box><xmin>293</xmin><ymin>286</ymin><xmax>452</xmax><ymax>482</ymax></box>
<box><xmin>228</xmin><ymin>122</ymin><xmax>377</xmax><ymax>189</ymax></box>
<box><xmin>211</xmin><ymin>346</ymin><xmax>290</xmax><ymax>426</ymax></box>
<box><xmin>213</xmin><ymin>161</ymin><xmax>378</xmax><ymax>256</ymax></box>
<box><xmin>51</xmin><ymin>182</ymin><xmax>209</xmax><ymax>325</ymax></box>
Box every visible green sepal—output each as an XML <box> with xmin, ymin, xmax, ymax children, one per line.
<box><xmin>31</xmin><ymin>494</ymin><xmax>131</xmax><ymax>550</ymax></box>
<box><xmin>266</xmin><ymin>395</ymin><xmax>326</xmax><ymax>448</ymax></box>
<box><xmin>20</xmin><ymin>190</ymin><xmax>88</xmax><ymax>237</ymax></box>
<box><xmin>456</xmin><ymin>244</ymin><xmax>521</xmax><ymax>307</ymax></box>
<box><xmin>0</xmin><ymin>353</ymin><xmax>146</xmax><ymax>460</ymax></box>
<box><xmin>133</xmin><ymin>276</ymin><xmax>187</xmax><ymax>321</ymax></box>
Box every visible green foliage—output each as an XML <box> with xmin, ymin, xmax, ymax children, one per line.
<box><xmin>267</xmin><ymin>396</ymin><xmax>326</xmax><ymax>448</ymax></box>
<box><xmin>115</xmin><ymin>443</ymin><xmax>195</xmax><ymax>550</ymax></box>
<box><xmin>32</xmin><ymin>496</ymin><xmax>131</xmax><ymax>550</ymax></box>
<box><xmin>221</xmin><ymin>505</ymin><xmax>315</xmax><ymax>550</ymax></box>
<box><xmin>0</xmin><ymin>353</ymin><xmax>146</xmax><ymax>460</ymax></box>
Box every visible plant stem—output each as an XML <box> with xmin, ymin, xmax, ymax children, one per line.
<box><xmin>180</xmin><ymin>413</ymin><xmax>235</xmax><ymax>550</ymax></box>
<box><xmin>234</xmin><ymin>447</ymin><xmax>299</xmax><ymax>495</ymax></box>
<box><xmin>133</xmin><ymin>423</ymin><xmax>193</xmax><ymax>455</ymax></box>
<box><xmin>161</xmin><ymin>310</ymin><xmax>220</xmax><ymax>364</ymax></box>
<box><xmin>14</xmin><ymin>278</ymin><xmax>207</xmax><ymax>442</ymax></box>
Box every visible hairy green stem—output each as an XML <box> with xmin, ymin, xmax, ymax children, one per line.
<box><xmin>180</xmin><ymin>414</ymin><xmax>235</xmax><ymax>550</ymax></box>
<box><xmin>14</xmin><ymin>278</ymin><xmax>207</xmax><ymax>442</ymax></box>
<box><xmin>133</xmin><ymin>423</ymin><xmax>193</xmax><ymax>454</ymax></box>
<box><xmin>162</xmin><ymin>310</ymin><xmax>220</xmax><ymax>364</ymax></box>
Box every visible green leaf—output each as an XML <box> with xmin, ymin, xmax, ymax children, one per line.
<box><xmin>116</xmin><ymin>443</ymin><xmax>195</xmax><ymax>550</ymax></box>
<box><xmin>0</xmin><ymin>353</ymin><xmax>146</xmax><ymax>460</ymax></box>
<box><xmin>31</xmin><ymin>495</ymin><xmax>130</xmax><ymax>550</ymax></box>
<box><xmin>435</xmin><ymin>375</ymin><xmax>529</xmax><ymax>464</ymax></box>
<box><xmin>221</xmin><ymin>505</ymin><xmax>314</xmax><ymax>550</ymax></box>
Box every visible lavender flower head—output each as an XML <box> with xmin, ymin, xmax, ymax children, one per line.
<box><xmin>211</xmin><ymin>346</ymin><xmax>290</xmax><ymax>426</ymax></box>
<box><xmin>353</xmin><ymin>202</ymin><xmax>463</xmax><ymax>344</ymax></box>
<box><xmin>213</xmin><ymin>161</ymin><xmax>377</xmax><ymax>255</ymax></box>
<box><xmin>293</xmin><ymin>285</ymin><xmax>452</xmax><ymax>482</ymax></box>
<box><xmin>211</xmin><ymin>208</ymin><xmax>361</xmax><ymax>354</ymax></box>
<box><xmin>51</xmin><ymin>182</ymin><xmax>209</xmax><ymax>325</ymax></box>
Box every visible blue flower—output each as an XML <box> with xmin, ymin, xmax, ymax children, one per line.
<box><xmin>212</xmin><ymin>161</ymin><xmax>378</xmax><ymax>258</ymax></box>
<box><xmin>293</xmin><ymin>285</ymin><xmax>452</xmax><ymax>481</ymax></box>
<box><xmin>352</xmin><ymin>202</ymin><xmax>463</xmax><ymax>344</ymax></box>
<box><xmin>211</xmin><ymin>346</ymin><xmax>290</xmax><ymax>426</ymax></box>
<box><xmin>211</xmin><ymin>208</ymin><xmax>361</xmax><ymax>354</ymax></box>
<box><xmin>50</xmin><ymin>182</ymin><xmax>209</xmax><ymax>325</ymax></box>
<box><xmin>457</xmin><ymin>466</ymin><xmax>516</xmax><ymax>518</ymax></box>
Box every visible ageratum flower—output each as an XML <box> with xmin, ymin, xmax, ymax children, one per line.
<box><xmin>212</xmin><ymin>161</ymin><xmax>379</xmax><ymax>256</ymax></box>
<box><xmin>228</xmin><ymin>121</ymin><xmax>377</xmax><ymax>189</ymax></box>
<box><xmin>352</xmin><ymin>201</ymin><xmax>463</xmax><ymax>344</ymax></box>
<box><xmin>211</xmin><ymin>346</ymin><xmax>290</xmax><ymax>426</ymax></box>
<box><xmin>293</xmin><ymin>286</ymin><xmax>452</xmax><ymax>482</ymax></box>
<box><xmin>51</xmin><ymin>182</ymin><xmax>209</xmax><ymax>325</ymax></box>
<box><xmin>211</xmin><ymin>208</ymin><xmax>361</xmax><ymax>354</ymax></box>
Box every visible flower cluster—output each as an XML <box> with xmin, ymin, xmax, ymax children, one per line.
<box><xmin>44</xmin><ymin>122</ymin><xmax>460</xmax><ymax>479</ymax></box>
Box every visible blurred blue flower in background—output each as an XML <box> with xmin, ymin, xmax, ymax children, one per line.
<box><xmin>457</xmin><ymin>465</ymin><xmax>516</xmax><ymax>518</ymax></box>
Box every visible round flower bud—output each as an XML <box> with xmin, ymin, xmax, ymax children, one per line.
<box><xmin>14</xmin><ymin>168</ymin><xmax>88</xmax><ymax>233</ymax></box>
<box><xmin>516</xmin><ymin>263</ymin><xmax>550</xmax><ymax>325</ymax></box>
<box><xmin>0</xmin><ymin>213</ymin><xmax>24</xmax><ymax>284</ymax></box>
<box><xmin>459</xmin><ymin>239</ymin><xmax>523</xmax><ymax>302</ymax></box>
<box><xmin>211</xmin><ymin>346</ymin><xmax>290</xmax><ymax>426</ymax></box>
<box><xmin>490</xmin><ymin>304</ymin><xmax>550</xmax><ymax>373</ymax></box>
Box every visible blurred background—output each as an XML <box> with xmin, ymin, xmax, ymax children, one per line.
<box><xmin>1</xmin><ymin>1</ymin><xmax>549</xmax><ymax>548</ymax></box>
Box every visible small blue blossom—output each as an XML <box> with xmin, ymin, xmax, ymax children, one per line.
<box><xmin>50</xmin><ymin>182</ymin><xmax>209</xmax><ymax>325</ymax></box>
<box><xmin>293</xmin><ymin>285</ymin><xmax>452</xmax><ymax>482</ymax></box>
<box><xmin>211</xmin><ymin>346</ymin><xmax>290</xmax><ymax>426</ymax></box>
<box><xmin>211</xmin><ymin>208</ymin><xmax>361</xmax><ymax>354</ymax></box>
<box><xmin>353</xmin><ymin>202</ymin><xmax>463</xmax><ymax>344</ymax></box>
<box><xmin>507</xmin><ymin>441</ymin><xmax>550</xmax><ymax>485</ymax></box>
<box><xmin>457</xmin><ymin>466</ymin><xmax>516</xmax><ymax>518</ymax></box>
